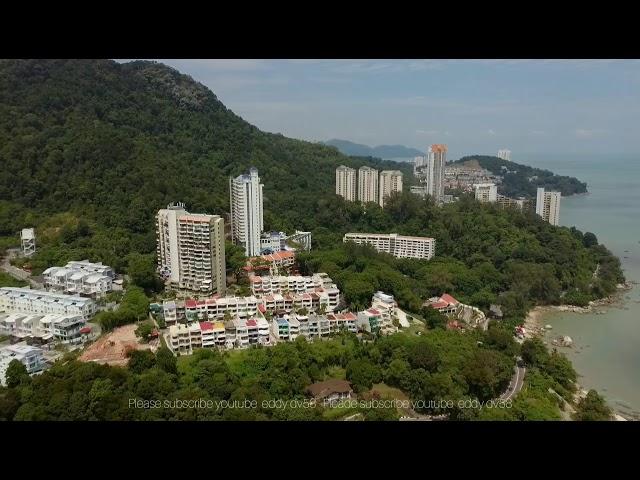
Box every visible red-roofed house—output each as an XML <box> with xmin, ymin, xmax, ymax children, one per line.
<box><xmin>424</xmin><ymin>293</ymin><xmax>459</xmax><ymax>315</ymax></box>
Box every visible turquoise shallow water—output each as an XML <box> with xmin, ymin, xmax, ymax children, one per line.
<box><xmin>518</xmin><ymin>153</ymin><xmax>640</xmax><ymax>418</ymax></box>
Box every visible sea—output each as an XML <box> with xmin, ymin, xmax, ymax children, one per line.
<box><xmin>516</xmin><ymin>153</ymin><xmax>640</xmax><ymax>418</ymax></box>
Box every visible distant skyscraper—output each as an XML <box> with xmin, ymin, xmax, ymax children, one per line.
<box><xmin>358</xmin><ymin>166</ymin><xmax>379</xmax><ymax>204</ymax></box>
<box><xmin>474</xmin><ymin>183</ymin><xmax>498</xmax><ymax>203</ymax></box>
<box><xmin>230</xmin><ymin>168</ymin><xmax>264</xmax><ymax>257</ymax></box>
<box><xmin>535</xmin><ymin>187</ymin><xmax>561</xmax><ymax>226</ymax></box>
<box><xmin>335</xmin><ymin>165</ymin><xmax>357</xmax><ymax>201</ymax></box>
<box><xmin>379</xmin><ymin>170</ymin><xmax>403</xmax><ymax>207</ymax></box>
<box><xmin>423</xmin><ymin>144</ymin><xmax>446</xmax><ymax>204</ymax></box>
<box><xmin>156</xmin><ymin>203</ymin><xmax>226</xmax><ymax>295</ymax></box>
<box><xmin>413</xmin><ymin>155</ymin><xmax>427</xmax><ymax>175</ymax></box>
<box><xmin>498</xmin><ymin>149</ymin><xmax>511</xmax><ymax>161</ymax></box>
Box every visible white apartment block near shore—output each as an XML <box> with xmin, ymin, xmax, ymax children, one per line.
<box><xmin>497</xmin><ymin>149</ymin><xmax>512</xmax><ymax>161</ymax></box>
<box><xmin>358</xmin><ymin>166</ymin><xmax>379</xmax><ymax>204</ymax></box>
<box><xmin>336</xmin><ymin>165</ymin><xmax>357</xmax><ymax>202</ymax></box>
<box><xmin>535</xmin><ymin>187</ymin><xmax>561</xmax><ymax>226</ymax></box>
<box><xmin>474</xmin><ymin>183</ymin><xmax>498</xmax><ymax>203</ymax></box>
<box><xmin>378</xmin><ymin>170</ymin><xmax>403</xmax><ymax>208</ymax></box>
<box><xmin>156</xmin><ymin>203</ymin><xmax>226</xmax><ymax>296</ymax></box>
<box><xmin>230</xmin><ymin>167</ymin><xmax>264</xmax><ymax>257</ymax></box>
<box><xmin>43</xmin><ymin>260</ymin><xmax>114</xmax><ymax>298</ymax></box>
<box><xmin>0</xmin><ymin>287</ymin><xmax>96</xmax><ymax>321</ymax></box>
<box><xmin>343</xmin><ymin>233</ymin><xmax>435</xmax><ymax>260</ymax></box>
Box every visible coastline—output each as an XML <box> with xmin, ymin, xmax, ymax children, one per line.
<box><xmin>521</xmin><ymin>281</ymin><xmax>636</xmax><ymax>420</ymax></box>
<box><xmin>523</xmin><ymin>281</ymin><xmax>634</xmax><ymax>338</ymax></box>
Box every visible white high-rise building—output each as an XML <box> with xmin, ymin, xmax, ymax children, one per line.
<box><xmin>156</xmin><ymin>203</ymin><xmax>187</xmax><ymax>285</ymax></box>
<box><xmin>156</xmin><ymin>204</ymin><xmax>226</xmax><ymax>295</ymax></box>
<box><xmin>378</xmin><ymin>170</ymin><xmax>403</xmax><ymax>207</ymax></box>
<box><xmin>535</xmin><ymin>188</ymin><xmax>561</xmax><ymax>226</ymax></box>
<box><xmin>474</xmin><ymin>183</ymin><xmax>498</xmax><ymax>203</ymax></box>
<box><xmin>498</xmin><ymin>149</ymin><xmax>511</xmax><ymax>161</ymax></box>
<box><xmin>230</xmin><ymin>168</ymin><xmax>264</xmax><ymax>257</ymax></box>
<box><xmin>335</xmin><ymin>165</ymin><xmax>357</xmax><ymax>202</ymax></box>
<box><xmin>420</xmin><ymin>144</ymin><xmax>447</xmax><ymax>204</ymax></box>
<box><xmin>358</xmin><ymin>166</ymin><xmax>379</xmax><ymax>204</ymax></box>
<box><xmin>413</xmin><ymin>155</ymin><xmax>427</xmax><ymax>175</ymax></box>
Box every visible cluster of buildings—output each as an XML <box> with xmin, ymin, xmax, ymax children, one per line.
<box><xmin>497</xmin><ymin>149</ymin><xmax>512</xmax><ymax>161</ymax></box>
<box><xmin>156</xmin><ymin>168</ymin><xmax>311</xmax><ymax>295</ymax></box>
<box><xmin>413</xmin><ymin>144</ymin><xmax>447</xmax><ymax>204</ymax></box>
<box><xmin>0</xmin><ymin>287</ymin><xmax>94</xmax><ymax>345</ymax></box>
<box><xmin>343</xmin><ymin>233</ymin><xmax>435</xmax><ymax>260</ymax></box>
<box><xmin>160</xmin><ymin>289</ymin><xmax>404</xmax><ymax>355</ymax></box>
<box><xmin>445</xmin><ymin>164</ymin><xmax>500</xmax><ymax>194</ymax></box>
<box><xmin>43</xmin><ymin>260</ymin><xmax>116</xmax><ymax>298</ymax></box>
<box><xmin>158</xmin><ymin>273</ymin><xmax>341</xmax><ymax>326</ymax></box>
<box><xmin>335</xmin><ymin>165</ymin><xmax>403</xmax><ymax>207</ymax></box>
<box><xmin>474</xmin><ymin>183</ymin><xmax>560</xmax><ymax>226</ymax></box>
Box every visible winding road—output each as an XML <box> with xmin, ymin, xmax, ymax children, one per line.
<box><xmin>1</xmin><ymin>248</ymin><xmax>43</xmax><ymax>288</ymax></box>
<box><xmin>500</xmin><ymin>362</ymin><xmax>526</xmax><ymax>401</ymax></box>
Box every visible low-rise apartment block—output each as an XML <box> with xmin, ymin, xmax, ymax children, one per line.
<box><xmin>357</xmin><ymin>309</ymin><xmax>383</xmax><ymax>333</ymax></box>
<box><xmin>0</xmin><ymin>287</ymin><xmax>96</xmax><ymax>321</ymax></box>
<box><xmin>0</xmin><ymin>343</ymin><xmax>45</xmax><ymax>386</ymax></box>
<box><xmin>474</xmin><ymin>183</ymin><xmax>498</xmax><ymax>203</ymax></box>
<box><xmin>343</xmin><ymin>233</ymin><xmax>435</xmax><ymax>260</ymax></box>
<box><xmin>43</xmin><ymin>260</ymin><xmax>114</xmax><ymax>297</ymax></box>
<box><xmin>0</xmin><ymin>312</ymin><xmax>87</xmax><ymax>345</ymax></box>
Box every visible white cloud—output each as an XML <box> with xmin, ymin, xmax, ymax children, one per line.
<box><xmin>416</xmin><ymin>129</ymin><xmax>439</xmax><ymax>135</ymax></box>
<box><xmin>488</xmin><ymin>129</ymin><xmax>496</xmax><ymax>135</ymax></box>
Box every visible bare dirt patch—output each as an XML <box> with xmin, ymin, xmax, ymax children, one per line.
<box><xmin>79</xmin><ymin>324</ymin><xmax>153</xmax><ymax>367</ymax></box>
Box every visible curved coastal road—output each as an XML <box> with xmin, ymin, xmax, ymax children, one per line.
<box><xmin>500</xmin><ymin>363</ymin><xmax>526</xmax><ymax>401</ymax></box>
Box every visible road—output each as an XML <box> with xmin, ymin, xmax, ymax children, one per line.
<box><xmin>500</xmin><ymin>363</ymin><xmax>526</xmax><ymax>401</ymax></box>
<box><xmin>1</xmin><ymin>248</ymin><xmax>43</xmax><ymax>288</ymax></box>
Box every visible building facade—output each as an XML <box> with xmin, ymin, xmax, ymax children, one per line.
<box><xmin>497</xmin><ymin>149</ymin><xmax>512</xmax><ymax>161</ymax></box>
<box><xmin>0</xmin><ymin>343</ymin><xmax>44</xmax><ymax>386</ymax></box>
<box><xmin>43</xmin><ymin>260</ymin><xmax>114</xmax><ymax>298</ymax></box>
<box><xmin>343</xmin><ymin>233</ymin><xmax>435</xmax><ymax>260</ymax></box>
<box><xmin>535</xmin><ymin>187</ymin><xmax>561</xmax><ymax>226</ymax></box>
<box><xmin>0</xmin><ymin>287</ymin><xmax>96</xmax><ymax>320</ymax></box>
<box><xmin>378</xmin><ymin>170</ymin><xmax>403</xmax><ymax>207</ymax></box>
<box><xmin>357</xmin><ymin>166</ymin><xmax>379</xmax><ymax>204</ymax></box>
<box><xmin>335</xmin><ymin>165</ymin><xmax>357</xmax><ymax>202</ymax></box>
<box><xmin>474</xmin><ymin>183</ymin><xmax>498</xmax><ymax>203</ymax></box>
<box><xmin>230</xmin><ymin>167</ymin><xmax>264</xmax><ymax>257</ymax></box>
<box><xmin>0</xmin><ymin>312</ymin><xmax>87</xmax><ymax>344</ymax></box>
<box><xmin>156</xmin><ymin>204</ymin><xmax>226</xmax><ymax>296</ymax></box>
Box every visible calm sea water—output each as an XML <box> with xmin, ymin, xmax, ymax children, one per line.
<box><xmin>518</xmin><ymin>153</ymin><xmax>640</xmax><ymax>418</ymax></box>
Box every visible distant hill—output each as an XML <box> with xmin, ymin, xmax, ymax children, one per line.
<box><xmin>451</xmin><ymin>155</ymin><xmax>588</xmax><ymax>198</ymax></box>
<box><xmin>324</xmin><ymin>139</ymin><xmax>424</xmax><ymax>159</ymax></box>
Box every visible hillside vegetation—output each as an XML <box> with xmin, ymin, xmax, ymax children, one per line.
<box><xmin>452</xmin><ymin>155</ymin><xmax>588</xmax><ymax>198</ymax></box>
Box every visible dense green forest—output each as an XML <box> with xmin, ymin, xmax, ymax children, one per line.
<box><xmin>0</xmin><ymin>59</ymin><xmax>411</xmax><ymax>276</ymax></box>
<box><xmin>0</xmin><ymin>328</ymin><xmax>592</xmax><ymax>421</ymax></box>
<box><xmin>298</xmin><ymin>191</ymin><xmax>624</xmax><ymax>324</ymax></box>
<box><xmin>451</xmin><ymin>155</ymin><xmax>588</xmax><ymax>198</ymax></box>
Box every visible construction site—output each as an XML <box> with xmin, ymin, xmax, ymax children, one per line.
<box><xmin>79</xmin><ymin>324</ymin><xmax>158</xmax><ymax>367</ymax></box>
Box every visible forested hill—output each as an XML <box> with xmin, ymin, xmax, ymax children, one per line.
<box><xmin>0</xmin><ymin>59</ymin><xmax>410</xmax><ymax>269</ymax></box>
<box><xmin>451</xmin><ymin>155</ymin><xmax>588</xmax><ymax>198</ymax></box>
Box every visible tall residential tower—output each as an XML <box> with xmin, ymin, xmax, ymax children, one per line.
<box><xmin>422</xmin><ymin>144</ymin><xmax>447</xmax><ymax>204</ymax></box>
<box><xmin>535</xmin><ymin>187</ymin><xmax>561</xmax><ymax>226</ymax></box>
<box><xmin>335</xmin><ymin>165</ymin><xmax>357</xmax><ymax>201</ymax></box>
<box><xmin>156</xmin><ymin>203</ymin><xmax>226</xmax><ymax>295</ymax></box>
<box><xmin>230</xmin><ymin>168</ymin><xmax>264</xmax><ymax>257</ymax></box>
<box><xmin>379</xmin><ymin>170</ymin><xmax>403</xmax><ymax>207</ymax></box>
<box><xmin>358</xmin><ymin>166</ymin><xmax>379</xmax><ymax>204</ymax></box>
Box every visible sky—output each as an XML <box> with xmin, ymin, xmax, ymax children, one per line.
<box><xmin>122</xmin><ymin>59</ymin><xmax>640</xmax><ymax>159</ymax></box>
